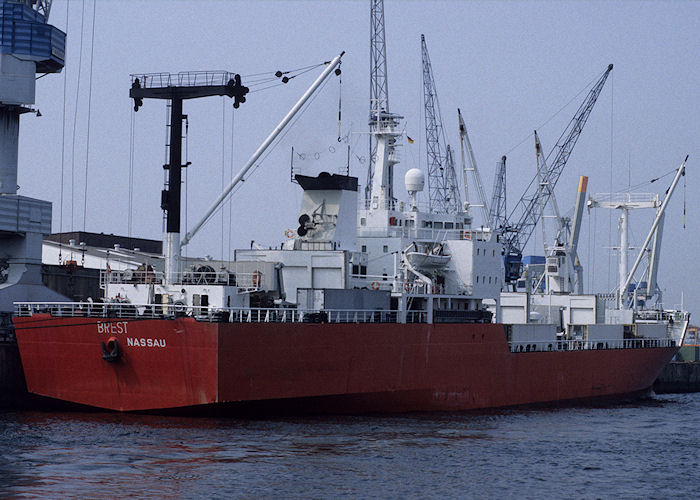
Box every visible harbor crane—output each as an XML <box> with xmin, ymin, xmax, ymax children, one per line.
<box><xmin>0</xmin><ymin>0</ymin><xmax>66</xmax><ymax>326</ymax></box>
<box><xmin>489</xmin><ymin>156</ymin><xmax>507</xmax><ymax>231</ymax></box>
<box><xmin>532</xmin><ymin>131</ymin><xmax>588</xmax><ymax>294</ymax></box>
<box><xmin>500</xmin><ymin>64</ymin><xmax>613</xmax><ymax>285</ymax></box>
<box><xmin>421</xmin><ymin>34</ymin><xmax>461</xmax><ymax>214</ymax></box>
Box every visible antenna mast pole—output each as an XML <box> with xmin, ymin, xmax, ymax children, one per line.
<box><xmin>366</xmin><ymin>0</ymin><xmax>390</xmax><ymax>204</ymax></box>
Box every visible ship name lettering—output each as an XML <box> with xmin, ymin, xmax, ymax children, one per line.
<box><xmin>126</xmin><ymin>337</ymin><xmax>167</xmax><ymax>348</ymax></box>
<box><xmin>97</xmin><ymin>321</ymin><xmax>128</xmax><ymax>335</ymax></box>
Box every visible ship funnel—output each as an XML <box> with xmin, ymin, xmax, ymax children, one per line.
<box><xmin>293</xmin><ymin>172</ymin><xmax>358</xmax><ymax>250</ymax></box>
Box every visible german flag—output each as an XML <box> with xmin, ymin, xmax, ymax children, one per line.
<box><xmin>407</xmin><ymin>136</ymin><xmax>414</xmax><ymax>144</ymax></box>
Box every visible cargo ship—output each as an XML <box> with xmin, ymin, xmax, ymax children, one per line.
<box><xmin>13</xmin><ymin>3</ymin><xmax>690</xmax><ymax>414</ymax></box>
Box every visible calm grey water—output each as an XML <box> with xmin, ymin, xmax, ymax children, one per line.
<box><xmin>1</xmin><ymin>393</ymin><xmax>699</xmax><ymax>499</ymax></box>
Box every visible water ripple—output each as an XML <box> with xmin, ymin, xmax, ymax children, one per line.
<box><xmin>0</xmin><ymin>393</ymin><xmax>699</xmax><ymax>498</ymax></box>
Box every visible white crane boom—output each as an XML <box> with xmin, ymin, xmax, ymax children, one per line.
<box><xmin>620</xmin><ymin>155</ymin><xmax>687</xmax><ymax>308</ymax></box>
<box><xmin>458</xmin><ymin>108</ymin><xmax>489</xmax><ymax>226</ymax></box>
<box><xmin>180</xmin><ymin>52</ymin><xmax>345</xmax><ymax>248</ymax></box>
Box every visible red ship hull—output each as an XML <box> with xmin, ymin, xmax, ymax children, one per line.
<box><xmin>13</xmin><ymin>315</ymin><xmax>676</xmax><ymax>413</ymax></box>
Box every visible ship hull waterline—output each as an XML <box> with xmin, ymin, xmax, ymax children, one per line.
<box><xmin>13</xmin><ymin>315</ymin><xmax>677</xmax><ymax>413</ymax></box>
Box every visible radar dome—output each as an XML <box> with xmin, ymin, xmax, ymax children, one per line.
<box><xmin>405</xmin><ymin>168</ymin><xmax>425</xmax><ymax>193</ymax></box>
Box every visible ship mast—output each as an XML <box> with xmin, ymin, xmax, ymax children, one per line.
<box><xmin>365</xmin><ymin>0</ymin><xmax>391</xmax><ymax>205</ymax></box>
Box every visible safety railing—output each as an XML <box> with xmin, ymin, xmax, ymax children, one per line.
<box><xmin>100</xmin><ymin>269</ymin><xmax>263</xmax><ymax>290</ymax></box>
<box><xmin>130</xmin><ymin>71</ymin><xmax>237</xmax><ymax>89</ymax></box>
<box><xmin>14</xmin><ymin>302</ymin><xmax>428</xmax><ymax>324</ymax></box>
<box><xmin>348</xmin><ymin>276</ymin><xmax>453</xmax><ymax>296</ymax></box>
<box><xmin>356</xmin><ymin>227</ymin><xmax>485</xmax><ymax>242</ymax></box>
<box><xmin>635</xmin><ymin>309</ymin><xmax>690</xmax><ymax>323</ymax></box>
<box><xmin>590</xmin><ymin>192</ymin><xmax>659</xmax><ymax>205</ymax></box>
<box><xmin>510</xmin><ymin>337</ymin><xmax>676</xmax><ymax>353</ymax></box>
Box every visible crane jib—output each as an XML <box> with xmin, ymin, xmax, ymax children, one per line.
<box><xmin>501</xmin><ymin>64</ymin><xmax>613</xmax><ymax>281</ymax></box>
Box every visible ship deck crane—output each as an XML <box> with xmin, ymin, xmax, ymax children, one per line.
<box><xmin>587</xmin><ymin>155</ymin><xmax>687</xmax><ymax>309</ymax></box>
<box><xmin>458</xmin><ymin>108</ymin><xmax>490</xmax><ymax>226</ymax></box>
<box><xmin>501</xmin><ymin>64</ymin><xmax>613</xmax><ymax>285</ymax></box>
<box><xmin>534</xmin><ymin>130</ymin><xmax>565</xmax><ymax>252</ymax></box>
<box><xmin>130</xmin><ymin>72</ymin><xmax>249</xmax><ymax>284</ymax></box>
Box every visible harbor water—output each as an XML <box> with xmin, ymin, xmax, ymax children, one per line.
<box><xmin>1</xmin><ymin>393</ymin><xmax>699</xmax><ymax>498</ymax></box>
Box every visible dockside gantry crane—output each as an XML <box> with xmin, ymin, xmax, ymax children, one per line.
<box><xmin>421</xmin><ymin>35</ymin><xmax>461</xmax><ymax>214</ymax></box>
<box><xmin>489</xmin><ymin>156</ymin><xmax>507</xmax><ymax>232</ymax></box>
<box><xmin>501</xmin><ymin>64</ymin><xmax>613</xmax><ymax>285</ymax></box>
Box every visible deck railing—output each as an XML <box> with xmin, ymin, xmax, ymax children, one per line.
<box><xmin>100</xmin><ymin>270</ymin><xmax>262</xmax><ymax>290</ymax></box>
<box><xmin>14</xmin><ymin>302</ymin><xmax>427</xmax><ymax>324</ymax></box>
<box><xmin>509</xmin><ymin>338</ymin><xmax>676</xmax><ymax>352</ymax></box>
<box><xmin>13</xmin><ymin>302</ymin><xmax>681</xmax><ymax>349</ymax></box>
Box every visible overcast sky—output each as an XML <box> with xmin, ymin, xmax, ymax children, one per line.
<box><xmin>16</xmin><ymin>0</ymin><xmax>700</xmax><ymax>316</ymax></box>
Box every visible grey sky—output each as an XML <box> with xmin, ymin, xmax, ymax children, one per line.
<box><xmin>16</xmin><ymin>0</ymin><xmax>700</xmax><ymax>316</ymax></box>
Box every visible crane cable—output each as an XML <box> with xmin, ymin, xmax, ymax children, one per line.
<box><xmin>244</xmin><ymin>61</ymin><xmax>330</xmax><ymax>93</ymax></box>
<box><xmin>70</xmin><ymin>0</ymin><xmax>86</xmax><ymax>234</ymax></box>
<box><xmin>503</xmin><ymin>70</ymin><xmax>602</xmax><ymax>156</ymax></box>
<box><xmin>183</xmin><ymin>113</ymin><xmax>189</xmax><ymax>262</ymax></box>
<box><xmin>228</xmin><ymin>105</ymin><xmax>235</xmax><ymax>268</ymax></box>
<box><xmin>606</xmin><ymin>71</ymin><xmax>614</xmax><ymax>291</ymax></box>
<box><xmin>197</xmin><ymin>73</ymin><xmax>336</xmax><ymax>232</ymax></box>
<box><xmin>221</xmin><ymin>97</ymin><xmax>226</xmax><ymax>261</ymax></box>
<box><xmin>58</xmin><ymin>0</ymin><xmax>70</xmax><ymax>264</ymax></box>
<box><xmin>128</xmin><ymin>107</ymin><xmax>135</xmax><ymax>240</ymax></box>
<box><xmin>337</xmin><ymin>62</ymin><xmax>342</xmax><ymax>142</ymax></box>
<box><xmin>82</xmin><ymin>0</ymin><xmax>97</xmax><ymax>233</ymax></box>
<box><xmin>683</xmin><ymin>166</ymin><xmax>687</xmax><ymax>229</ymax></box>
